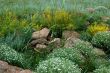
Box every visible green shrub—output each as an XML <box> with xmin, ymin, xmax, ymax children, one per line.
<box><xmin>92</xmin><ymin>31</ymin><xmax>110</xmax><ymax>52</ymax></box>
<box><xmin>47</xmin><ymin>48</ymin><xmax>85</xmax><ymax>66</ymax></box>
<box><xmin>91</xmin><ymin>57</ymin><xmax>110</xmax><ymax>69</ymax></box>
<box><xmin>0</xmin><ymin>43</ymin><xmax>19</xmax><ymax>63</ymax></box>
<box><xmin>36</xmin><ymin>58</ymin><xmax>81</xmax><ymax>73</ymax></box>
<box><xmin>73</xmin><ymin>39</ymin><xmax>97</xmax><ymax>57</ymax></box>
<box><xmin>50</xmin><ymin>24</ymin><xmax>63</xmax><ymax>38</ymax></box>
<box><xmin>93</xmin><ymin>66</ymin><xmax>110</xmax><ymax>73</ymax></box>
<box><xmin>73</xmin><ymin>40</ymin><xmax>100</xmax><ymax>72</ymax></box>
<box><xmin>0</xmin><ymin>44</ymin><xmax>32</xmax><ymax>68</ymax></box>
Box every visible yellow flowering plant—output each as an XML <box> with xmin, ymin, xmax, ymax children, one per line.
<box><xmin>87</xmin><ymin>22</ymin><xmax>109</xmax><ymax>35</ymax></box>
<box><xmin>54</xmin><ymin>10</ymin><xmax>71</xmax><ymax>24</ymax></box>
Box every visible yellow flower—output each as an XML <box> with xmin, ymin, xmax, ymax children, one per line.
<box><xmin>87</xmin><ymin>22</ymin><xmax>109</xmax><ymax>35</ymax></box>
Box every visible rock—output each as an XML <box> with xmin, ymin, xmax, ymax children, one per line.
<box><xmin>0</xmin><ymin>60</ymin><xmax>22</xmax><ymax>73</ymax></box>
<box><xmin>34</xmin><ymin>44</ymin><xmax>47</xmax><ymax>52</ymax></box>
<box><xmin>36</xmin><ymin>44</ymin><xmax>47</xmax><ymax>49</ymax></box>
<box><xmin>86</xmin><ymin>7</ymin><xmax>95</xmax><ymax>13</ymax></box>
<box><xmin>20</xmin><ymin>70</ymin><xmax>32</xmax><ymax>73</ymax></box>
<box><xmin>101</xmin><ymin>16</ymin><xmax>110</xmax><ymax>22</ymax></box>
<box><xmin>49</xmin><ymin>38</ymin><xmax>61</xmax><ymax>48</ymax></box>
<box><xmin>0</xmin><ymin>60</ymin><xmax>32</xmax><ymax>73</ymax></box>
<box><xmin>0</xmin><ymin>61</ymin><xmax>9</xmax><ymax>73</ymax></box>
<box><xmin>93</xmin><ymin>48</ymin><xmax>106</xmax><ymax>56</ymax></box>
<box><xmin>64</xmin><ymin>37</ymin><xmax>80</xmax><ymax>48</ymax></box>
<box><xmin>32</xmin><ymin>28</ymin><xmax>50</xmax><ymax>39</ymax></box>
<box><xmin>30</xmin><ymin>38</ymin><xmax>48</xmax><ymax>46</ymax></box>
<box><xmin>62</xmin><ymin>31</ymin><xmax>80</xmax><ymax>40</ymax></box>
<box><xmin>7</xmin><ymin>66</ymin><xmax>22</xmax><ymax>73</ymax></box>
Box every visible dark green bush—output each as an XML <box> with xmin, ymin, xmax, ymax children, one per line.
<box><xmin>80</xmin><ymin>31</ymin><xmax>92</xmax><ymax>42</ymax></box>
<box><xmin>36</xmin><ymin>58</ymin><xmax>81</xmax><ymax>73</ymax></box>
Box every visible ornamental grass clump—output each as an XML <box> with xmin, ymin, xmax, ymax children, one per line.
<box><xmin>36</xmin><ymin>58</ymin><xmax>81</xmax><ymax>73</ymax></box>
<box><xmin>47</xmin><ymin>48</ymin><xmax>85</xmax><ymax>66</ymax></box>
<box><xmin>92</xmin><ymin>31</ymin><xmax>110</xmax><ymax>52</ymax></box>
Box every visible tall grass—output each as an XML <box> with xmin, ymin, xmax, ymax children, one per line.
<box><xmin>0</xmin><ymin>0</ymin><xmax>110</xmax><ymax>16</ymax></box>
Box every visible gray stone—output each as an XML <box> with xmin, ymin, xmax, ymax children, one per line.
<box><xmin>86</xmin><ymin>7</ymin><xmax>95</xmax><ymax>13</ymax></box>
<box><xmin>62</xmin><ymin>31</ymin><xmax>80</xmax><ymax>40</ymax></box>
<box><xmin>30</xmin><ymin>38</ymin><xmax>48</xmax><ymax>46</ymax></box>
<box><xmin>64</xmin><ymin>37</ymin><xmax>80</xmax><ymax>48</ymax></box>
<box><xmin>49</xmin><ymin>38</ymin><xmax>61</xmax><ymax>48</ymax></box>
<box><xmin>36</xmin><ymin>44</ymin><xmax>47</xmax><ymax>49</ymax></box>
<box><xmin>93</xmin><ymin>48</ymin><xmax>106</xmax><ymax>56</ymax></box>
<box><xmin>34</xmin><ymin>44</ymin><xmax>47</xmax><ymax>52</ymax></box>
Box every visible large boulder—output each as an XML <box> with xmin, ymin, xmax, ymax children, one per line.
<box><xmin>0</xmin><ymin>61</ymin><xmax>9</xmax><ymax>73</ymax></box>
<box><xmin>32</xmin><ymin>28</ymin><xmax>50</xmax><ymax>39</ymax></box>
<box><xmin>64</xmin><ymin>37</ymin><xmax>80</xmax><ymax>48</ymax></box>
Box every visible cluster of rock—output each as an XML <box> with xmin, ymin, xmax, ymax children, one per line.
<box><xmin>63</xmin><ymin>32</ymin><xmax>106</xmax><ymax>56</ymax></box>
<box><xmin>30</xmin><ymin>28</ymin><xmax>61</xmax><ymax>52</ymax></box>
<box><xmin>0</xmin><ymin>60</ymin><xmax>32</xmax><ymax>73</ymax></box>
<box><xmin>30</xmin><ymin>27</ymin><xmax>106</xmax><ymax>56</ymax></box>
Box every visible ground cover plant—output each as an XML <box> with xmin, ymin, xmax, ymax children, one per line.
<box><xmin>0</xmin><ymin>0</ymin><xmax>110</xmax><ymax>73</ymax></box>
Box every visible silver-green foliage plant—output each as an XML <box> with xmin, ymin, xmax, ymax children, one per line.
<box><xmin>0</xmin><ymin>43</ymin><xmax>31</xmax><ymax>68</ymax></box>
<box><xmin>0</xmin><ymin>43</ymin><xmax>19</xmax><ymax>63</ymax></box>
<box><xmin>92</xmin><ymin>31</ymin><xmax>110</xmax><ymax>51</ymax></box>
<box><xmin>36</xmin><ymin>58</ymin><xmax>81</xmax><ymax>73</ymax></box>
<box><xmin>73</xmin><ymin>39</ymin><xmax>97</xmax><ymax>57</ymax></box>
<box><xmin>47</xmin><ymin>48</ymin><xmax>85</xmax><ymax>66</ymax></box>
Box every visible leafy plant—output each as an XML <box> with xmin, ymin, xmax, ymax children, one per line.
<box><xmin>73</xmin><ymin>39</ymin><xmax>96</xmax><ymax>57</ymax></box>
<box><xmin>80</xmin><ymin>31</ymin><xmax>92</xmax><ymax>42</ymax></box>
<box><xmin>36</xmin><ymin>58</ymin><xmax>81</xmax><ymax>73</ymax></box>
<box><xmin>91</xmin><ymin>57</ymin><xmax>110</xmax><ymax>69</ymax></box>
<box><xmin>0</xmin><ymin>44</ymin><xmax>31</xmax><ymax>68</ymax></box>
<box><xmin>87</xmin><ymin>22</ymin><xmax>109</xmax><ymax>35</ymax></box>
<box><xmin>47</xmin><ymin>48</ymin><xmax>85</xmax><ymax>66</ymax></box>
<box><xmin>93</xmin><ymin>66</ymin><xmax>110</xmax><ymax>73</ymax></box>
<box><xmin>92</xmin><ymin>31</ymin><xmax>110</xmax><ymax>52</ymax></box>
<box><xmin>50</xmin><ymin>24</ymin><xmax>63</xmax><ymax>38</ymax></box>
